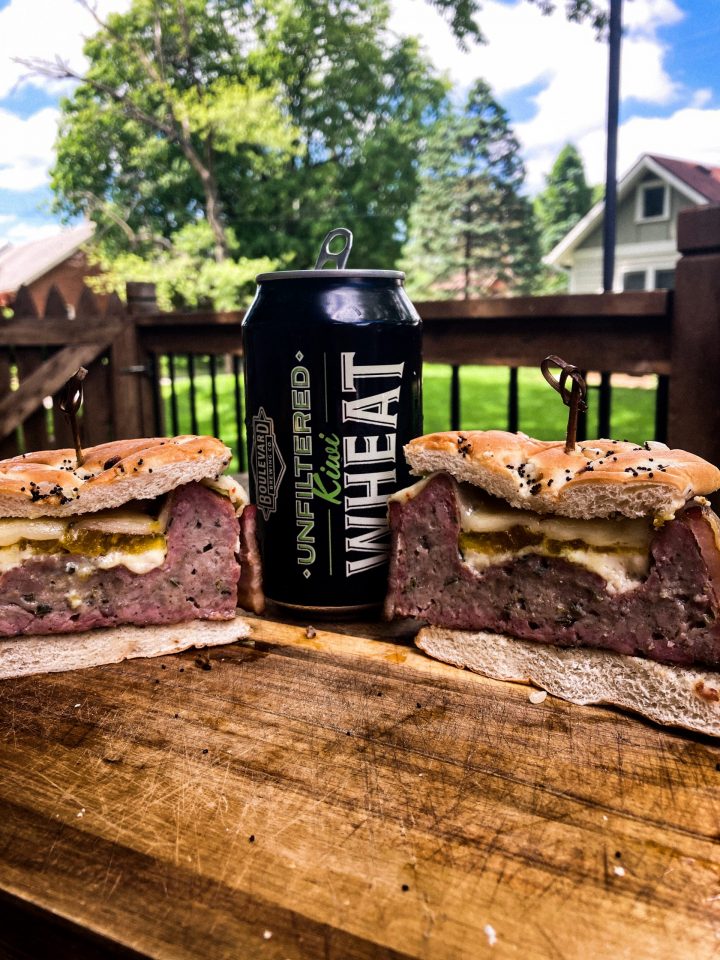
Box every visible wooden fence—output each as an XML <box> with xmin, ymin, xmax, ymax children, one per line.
<box><xmin>1</xmin><ymin>204</ymin><xmax>720</xmax><ymax>467</ymax></box>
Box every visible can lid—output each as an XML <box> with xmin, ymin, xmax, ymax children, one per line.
<box><xmin>257</xmin><ymin>227</ymin><xmax>404</xmax><ymax>282</ymax></box>
<box><xmin>256</xmin><ymin>268</ymin><xmax>405</xmax><ymax>282</ymax></box>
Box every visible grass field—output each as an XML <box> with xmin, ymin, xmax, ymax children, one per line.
<box><xmin>161</xmin><ymin>362</ymin><xmax>657</xmax><ymax>472</ymax></box>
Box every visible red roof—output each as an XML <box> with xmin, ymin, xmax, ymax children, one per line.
<box><xmin>0</xmin><ymin>223</ymin><xmax>95</xmax><ymax>301</ymax></box>
<box><xmin>649</xmin><ymin>155</ymin><xmax>720</xmax><ymax>204</ymax></box>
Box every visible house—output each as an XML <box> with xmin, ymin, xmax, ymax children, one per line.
<box><xmin>546</xmin><ymin>154</ymin><xmax>720</xmax><ymax>293</ymax></box>
<box><xmin>0</xmin><ymin>222</ymin><xmax>97</xmax><ymax>313</ymax></box>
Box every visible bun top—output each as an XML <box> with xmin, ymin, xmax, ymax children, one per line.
<box><xmin>0</xmin><ymin>436</ymin><xmax>232</xmax><ymax>518</ymax></box>
<box><xmin>405</xmin><ymin>430</ymin><xmax>720</xmax><ymax>519</ymax></box>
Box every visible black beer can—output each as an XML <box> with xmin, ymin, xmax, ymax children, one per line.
<box><xmin>242</xmin><ymin>228</ymin><xmax>422</xmax><ymax>613</ymax></box>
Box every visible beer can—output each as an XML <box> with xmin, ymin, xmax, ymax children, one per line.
<box><xmin>242</xmin><ymin>228</ymin><xmax>422</xmax><ymax>613</ymax></box>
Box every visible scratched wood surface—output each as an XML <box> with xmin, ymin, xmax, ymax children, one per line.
<box><xmin>0</xmin><ymin>615</ymin><xmax>719</xmax><ymax>960</ymax></box>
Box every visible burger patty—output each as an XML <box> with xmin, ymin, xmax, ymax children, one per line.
<box><xmin>0</xmin><ymin>482</ymin><xmax>259</xmax><ymax>637</ymax></box>
<box><xmin>384</xmin><ymin>473</ymin><xmax>720</xmax><ymax>667</ymax></box>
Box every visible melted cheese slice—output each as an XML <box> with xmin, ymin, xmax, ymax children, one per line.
<box><xmin>0</xmin><ymin>505</ymin><xmax>169</xmax><ymax>575</ymax></box>
<box><xmin>201</xmin><ymin>475</ymin><xmax>248</xmax><ymax>514</ymax></box>
<box><xmin>455</xmin><ymin>484</ymin><xmax>653</xmax><ymax>594</ymax></box>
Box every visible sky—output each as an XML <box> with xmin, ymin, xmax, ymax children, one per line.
<box><xmin>0</xmin><ymin>0</ymin><xmax>719</xmax><ymax>249</ymax></box>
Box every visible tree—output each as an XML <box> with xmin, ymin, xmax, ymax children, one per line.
<box><xmin>402</xmin><ymin>80</ymin><xmax>541</xmax><ymax>300</ymax></box>
<box><xmin>36</xmin><ymin>1</ymin><xmax>298</xmax><ymax>265</ymax></box>
<box><xmin>532</xmin><ymin>143</ymin><xmax>595</xmax><ymax>293</ymax></box>
<box><xmin>534</xmin><ymin>143</ymin><xmax>593</xmax><ymax>256</ymax></box>
<box><xmin>28</xmin><ymin>0</ymin><xmax>444</xmax><ymax>283</ymax></box>
<box><xmin>237</xmin><ymin>0</ymin><xmax>446</xmax><ymax>266</ymax></box>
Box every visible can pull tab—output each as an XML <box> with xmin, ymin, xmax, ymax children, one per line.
<box><xmin>314</xmin><ymin>228</ymin><xmax>353</xmax><ymax>270</ymax></box>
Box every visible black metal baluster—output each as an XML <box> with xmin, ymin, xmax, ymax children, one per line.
<box><xmin>167</xmin><ymin>354</ymin><xmax>179</xmax><ymax>436</ymax></box>
<box><xmin>598</xmin><ymin>371</ymin><xmax>612</xmax><ymax>438</ymax></box>
<box><xmin>450</xmin><ymin>365</ymin><xmax>461</xmax><ymax>430</ymax></box>
<box><xmin>149</xmin><ymin>353</ymin><xmax>163</xmax><ymax>436</ymax></box>
<box><xmin>187</xmin><ymin>353</ymin><xmax>199</xmax><ymax>435</ymax></box>
<box><xmin>508</xmin><ymin>367</ymin><xmax>519</xmax><ymax>432</ymax></box>
<box><xmin>209</xmin><ymin>353</ymin><xmax>220</xmax><ymax>439</ymax></box>
<box><xmin>576</xmin><ymin>369</ymin><xmax>588</xmax><ymax>441</ymax></box>
<box><xmin>655</xmin><ymin>374</ymin><xmax>669</xmax><ymax>443</ymax></box>
<box><xmin>233</xmin><ymin>354</ymin><xmax>246</xmax><ymax>471</ymax></box>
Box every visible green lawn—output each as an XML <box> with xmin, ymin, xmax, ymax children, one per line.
<box><xmin>161</xmin><ymin>362</ymin><xmax>657</xmax><ymax>472</ymax></box>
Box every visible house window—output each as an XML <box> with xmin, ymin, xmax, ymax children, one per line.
<box><xmin>654</xmin><ymin>269</ymin><xmax>675</xmax><ymax>290</ymax></box>
<box><xmin>623</xmin><ymin>271</ymin><xmax>646</xmax><ymax>291</ymax></box>
<box><xmin>637</xmin><ymin>181</ymin><xmax>669</xmax><ymax>222</ymax></box>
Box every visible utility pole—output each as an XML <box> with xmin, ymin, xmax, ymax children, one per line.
<box><xmin>602</xmin><ymin>0</ymin><xmax>623</xmax><ymax>293</ymax></box>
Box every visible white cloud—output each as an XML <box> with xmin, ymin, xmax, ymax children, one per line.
<box><xmin>0</xmin><ymin>219</ymin><xmax>60</xmax><ymax>247</ymax></box>
<box><xmin>580</xmin><ymin>106</ymin><xmax>720</xmax><ymax>185</ymax></box>
<box><xmin>392</xmin><ymin>0</ymin><xmax>683</xmax><ymax>101</ymax></box>
<box><xmin>690</xmin><ymin>88</ymin><xmax>713</xmax><ymax>109</ymax></box>
<box><xmin>0</xmin><ymin>106</ymin><xmax>59</xmax><ymax>190</ymax></box>
<box><xmin>391</xmin><ymin>0</ymin><xmax>720</xmax><ymax>193</ymax></box>
<box><xmin>0</xmin><ymin>0</ymin><xmax>131</xmax><ymax>100</ymax></box>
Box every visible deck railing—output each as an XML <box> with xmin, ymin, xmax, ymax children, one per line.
<box><xmin>1</xmin><ymin>205</ymin><xmax>719</xmax><ymax>468</ymax></box>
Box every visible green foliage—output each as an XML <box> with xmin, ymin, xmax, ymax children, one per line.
<box><xmin>532</xmin><ymin>143</ymin><xmax>594</xmax><ymax>294</ymax></box>
<box><xmin>175</xmin><ymin>78</ymin><xmax>298</xmax><ymax>156</ymax></box>
<box><xmin>51</xmin><ymin>0</ymin><xmax>445</xmax><ymax>280</ymax></box>
<box><xmin>48</xmin><ymin>0</ymin><xmax>610</xmax><ymax>306</ymax></box>
<box><xmin>534</xmin><ymin>143</ymin><xmax>593</xmax><ymax>255</ymax></box>
<box><xmin>402</xmin><ymin>80</ymin><xmax>541</xmax><ymax>300</ymax></box>
<box><xmin>88</xmin><ymin>222</ymin><xmax>278</xmax><ymax>311</ymax></box>
<box><xmin>237</xmin><ymin>0</ymin><xmax>447</xmax><ymax>266</ymax></box>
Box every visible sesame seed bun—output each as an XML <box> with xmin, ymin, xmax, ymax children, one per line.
<box><xmin>0</xmin><ymin>436</ymin><xmax>232</xmax><ymax>518</ymax></box>
<box><xmin>405</xmin><ymin>430</ymin><xmax>720</xmax><ymax>519</ymax></box>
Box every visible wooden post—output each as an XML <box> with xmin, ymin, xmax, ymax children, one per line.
<box><xmin>107</xmin><ymin>283</ymin><xmax>158</xmax><ymax>438</ymax></box>
<box><xmin>0</xmin><ymin>312</ymin><xmax>17</xmax><ymax>459</ymax></box>
<box><xmin>47</xmin><ymin>285</ymin><xmax>76</xmax><ymax>450</ymax></box>
<box><xmin>667</xmin><ymin>206</ymin><xmax>720</xmax><ymax>466</ymax></box>
<box><xmin>74</xmin><ymin>288</ymin><xmax>113</xmax><ymax>446</ymax></box>
<box><xmin>126</xmin><ymin>282</ymin><xmax>159</xmax><ymax>316</ymax></box>
<box><xmin>13</xmin><ymin>286</ymin><xmax>50</xmax><ymax>452</ymax></box>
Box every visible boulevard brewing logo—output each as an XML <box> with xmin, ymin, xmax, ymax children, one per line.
<box><xmin>252</xmin><ymin>407</ymin><xmax>286</xmax><ymax>520</ymax></box>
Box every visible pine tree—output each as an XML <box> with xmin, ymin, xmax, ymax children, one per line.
<box><xmin>534</xmin><ymin>144</ymin><xmax>594</xmax><ymax>256</ymax></box>
<box><xmin>403</xmin><ymin>80</ymin><xmax>541</xmax><ymax>300</ymax></box>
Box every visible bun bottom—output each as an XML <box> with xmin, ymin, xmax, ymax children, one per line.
<box><xmin>416</xmin><ymin>627</ymin><xmax>720</xmax><ymax>737</ymax></box>
<box><xmin>0</xmin><ymin>615</ymin><xmax>252</xmax><ymax>679</ymax></box>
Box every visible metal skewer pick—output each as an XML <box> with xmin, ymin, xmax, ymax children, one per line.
<box><xmin>59</xmin><ymin>366</ymin><xmax>88</xmax><ymax>468</ymax></box>
<box><xmin>540</xmin><ymin>356</ymin><xmax>588</xmax><ymax>454</ymax></box>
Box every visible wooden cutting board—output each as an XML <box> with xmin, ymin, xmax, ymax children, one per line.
<box><xmin>0</xmin><ymin>614</ymin><xmax>719</xmax><ymax>959</ymax></box>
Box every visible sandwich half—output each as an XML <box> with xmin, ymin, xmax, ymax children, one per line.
<box><xmin>384</xmin><ymin>430</ymin><xmax>720</xmax><ymax>734</ymax></box>
<box><xmin>0</xmin><ymin>436</ymin><xmax>264</xmax><ymax>675</ymax></box>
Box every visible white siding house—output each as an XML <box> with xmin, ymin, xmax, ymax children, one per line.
<box><xmin>546</xmin><ymin>154</ymin><xmax>720</xmax><ymax>293</ymax></box>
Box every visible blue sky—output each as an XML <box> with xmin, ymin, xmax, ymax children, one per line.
<box><xmin>1</xmin><ymin>0</ymin><xmax>719</xmax><ymax>248</ymax></box>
